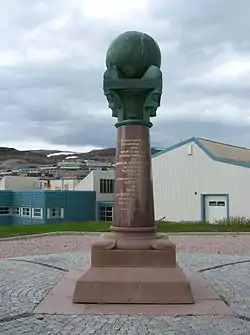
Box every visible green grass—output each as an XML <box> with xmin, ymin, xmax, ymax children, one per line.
<box><xmin>0</xmin><ymin>221</ymin><xmax>110</xmax><ymax>238</ymax></box>
<box><xmin>1</xmin><ymin>220</ymin><xmax>250</xmax><ymax>238</ymax></box>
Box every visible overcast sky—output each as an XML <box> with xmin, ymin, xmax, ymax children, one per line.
<box><xmin>1</xmin><ymin>0</ymin><xmax>250</xmax><ymax>152</ymax></box>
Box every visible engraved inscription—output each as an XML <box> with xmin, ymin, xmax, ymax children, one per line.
<box><xmin>116</xmin><ymin>138</ymin><xmax>150</xmax><ymax>210</ymax></box>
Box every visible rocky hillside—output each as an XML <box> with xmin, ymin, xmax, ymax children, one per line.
<box><xmin>0</xmin><ymin>147</ymin><xmax>162</xmax><ymax>170</ymax></box>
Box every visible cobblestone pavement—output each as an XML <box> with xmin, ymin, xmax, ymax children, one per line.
<box><xmin>1</xmin><ymin>233</ymin><xmax>250</xmax><ymax>258</ymax></box>
<box><xmin>1</xmin><ymin>251</ymin><xmax>250</xmax><ymax>334</ymax></box>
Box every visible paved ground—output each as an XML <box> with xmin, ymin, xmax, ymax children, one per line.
<box><xmin>1</xmin><ymin>234</ymin><xmax>250</xmax><ymax>334</ymax></box>
<box><xmin>1</xmin><ymin>233</ymin><xmax>250</xmax><ymax>258</ymax></box>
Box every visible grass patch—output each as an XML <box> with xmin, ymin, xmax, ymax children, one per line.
<box><xmin>0</xmin><ymin>221</ymin><xmax>110</xmax><ymax>238</ymax></box>
<box><xmin>159</xmin><ymin>222</ymin><xmax>250</xmax><ymax>232</ymax></box>
<box><xmin>1</xmin><ymin>217</ymin><xmax>250</xmax><ymax>238</ymax></box>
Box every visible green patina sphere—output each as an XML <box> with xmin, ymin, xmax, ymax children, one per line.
<box><xmin>106</xmin><ymin>31</ymin><xmax>161</xmax><ymax>78</ymax></box>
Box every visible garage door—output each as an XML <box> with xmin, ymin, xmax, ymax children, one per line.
<box><xmin>204</xmin><ymin>195</ymin><xmax>227</xmax><ymax>223</ymax></box>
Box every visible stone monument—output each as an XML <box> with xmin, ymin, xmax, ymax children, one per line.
<box><xmin>73</xmin><ymin>31</ymin><xmax>194</xmax><ymax>304</ymax></box>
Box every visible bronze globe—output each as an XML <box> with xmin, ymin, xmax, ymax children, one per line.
<box><xmin>106</xmin><ymin>31</ymin><xmax>161</xmax><ymax>79</ymax></box>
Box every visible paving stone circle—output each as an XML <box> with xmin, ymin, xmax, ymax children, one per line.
<box><xmin>1</xmin><ymin>251</ymin><xmax>250</xmax><ymax>334</ymax></box>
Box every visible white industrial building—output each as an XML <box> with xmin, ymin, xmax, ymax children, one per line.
<box><xmin>0</xmin><ymin>176</ymin><xmax>39</xmax><ymax>190</ymax></box>
<box><xmin>2</xmin><ymin>137</ymin><xmax>250</xmax><ymax>223</ymax></box>
<box><xmin>152</xmin><ymin>137</ymin><xmax>250</xmax><ymax>222</ymax></box>
<box><xmin>0</xmin><ymin>176</ymin><xmax>80</xmax><ymax>191</ymax></box>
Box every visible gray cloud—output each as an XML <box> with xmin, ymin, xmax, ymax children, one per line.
<box><xmin>151</xmin><ymin>120</ymin><xmax>250</xmax><ymax>149</ymax></box>
<box><xmin>0</xmin><ymin>0</ymin><xmax>250</xmax><ymax>151</ymax></box>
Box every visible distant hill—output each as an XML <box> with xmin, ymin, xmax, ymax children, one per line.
<box><xmin>0</xmin><ymin>147</ymin><xmax>162</xmax><ymax>170</ymax></box>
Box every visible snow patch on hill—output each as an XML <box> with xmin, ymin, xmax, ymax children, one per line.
<box><xmin>46</xmin><ymin>152</ymin><xmax>75</xmax><ymax>158</ymax></box>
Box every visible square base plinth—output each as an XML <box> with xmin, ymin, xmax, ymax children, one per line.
<box><xmin>91</xmin><ymin>248</ymin><xmax>176</xmax><ymax>267</ymax></box>
<box><xmin>34</xmin><ymin>269</ymin><xmax>232</xmax><ymax>316</ymax></box>
<box><xmin>73</xmin><ymin>265</ymin><xmax>194</xmax><ymax>304</ymax></box>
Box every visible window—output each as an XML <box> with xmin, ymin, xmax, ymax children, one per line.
<box><xmin>99</xmin><ymin>206</ymin><xmax>113</xmax><ymax>222</ymax></box>
<box><xmin>47</xmin><ymin>208</ymin><xmax>64</xmax><ymax>219</ymax></box>
<box><xmin>22</xmin><ymin>207</ymin><xmax>31</xmax><ymax>217</ymax></box>
<box><xmin>12</xmin><ymin>207</ymin><xmax>20</xmax><ymax>216</ymax></box>
<box><xmin>32</xmin><ymin>208</ymin><xmax>43</xmax><ymax>218</ymax></box>
<box><xmin>100</xmin><ymin>179</ymin><xmax>115</xmax><ymax>194</ymax></box>
<box><xmin>209</xmin><ymin>201</ymin><xmax>225</xmax><ymax>207</ymax></box>
<box><xmin>0</xmin><ymin>207</ymin><xmax>11</xmax><ymax>215</ymax></box>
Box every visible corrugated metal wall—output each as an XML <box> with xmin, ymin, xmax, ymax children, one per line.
<box><xmin>0</xmin><ymin>190</ymin><xmax>96</xmax><ymax>226</ymax></box>
<box><xmin>45</xmin><ymin>190</ymin><xmax>96</xmax><ymax>223</ymax></box>
<box><xmin>12</xmin><ymin>190</ymin><xmax>45</xmax><ymax>225</ymax></box>
<box><xmin>0</xmin><ymin>191</ymin><xmax>12</xmax><ymax>225</ymax></box>
<box><xmin>152</xmin><ymin>142</ymin><xmax>250</xmax><ymax>221</ymax></box>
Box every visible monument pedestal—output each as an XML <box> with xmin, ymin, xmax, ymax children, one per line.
<box><xmin>73</xmin><ymin>233</ymin><xmax>194</xmax><ymax>304</ymax></box>
<box><xmin>73</xmin><ymin>266</ymin><xmax>193</xmax><ymax>304</ymax></box>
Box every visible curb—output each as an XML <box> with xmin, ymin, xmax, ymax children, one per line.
<box><xmin>0</xmin><ymin>232</ymin><xmax>100</xmax><ymax>241</ymax></box>
<box><xmin>0</xmin><ymin>231</ymin><xmax>249</xmax><ymax>241</ymax></box>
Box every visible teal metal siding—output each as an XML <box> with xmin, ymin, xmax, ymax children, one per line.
<box><xmin>0</xmin><ymin>191</ymin><xmax>12</xmax><ymax>226</ymax></box>
<box><xmin>65</xmin><ymin>191</ymin><xmax>96</xmax><ymax>222</ymax></box>
<box><xmin>12</xmin><ymin>190</ymin><xmax>45</xmax><ymax>225</ymax></box>
<box><xmin>44</xmin><ymin>190</ymin><xmax>66</xmax><ymax>223</ymax></box>
<box><xmin>44</xmin><ymin>190</ymin><xmax>96</xmax><ymax>223</ymax></box>
<box><xmin>0</xmin><ymin>190</ymin><xmax>96</xmax><ymax>226</ymax></box>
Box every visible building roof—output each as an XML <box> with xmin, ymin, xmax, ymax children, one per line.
<box><xmin>198</xmin><ymin>138</ymin><xmax>250</xmax><ymax>164</ymax></box>
<box><xmin>152</xmin><ymin>137</ymin><xmax>250</xmax><ymax>168</ymax></box>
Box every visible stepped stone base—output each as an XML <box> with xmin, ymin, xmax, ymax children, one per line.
<box><xmin>73</xmin><ymin>264</ymin><xmax>194</xmax><ymax>304</ymax></box>
<box><xmin>35</xmin><ymin>268</ymin><xmax>232</xmax><ymax>315</ymax></box>
<box><xmin>72</xmin><ymin>240</ymin><xmax>194</xmax><ymax>304</ymax></box>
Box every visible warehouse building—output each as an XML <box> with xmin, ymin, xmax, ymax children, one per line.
<box><xmin>74</xmin><ymin>137</ymin><xmax>250</xmax><ymax>223</ymax></box>
<box><xmin>152</xmin><ymin>137</ymin><xmax>250</xmax><ymax>222</ymax></box>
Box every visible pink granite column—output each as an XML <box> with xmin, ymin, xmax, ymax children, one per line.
<box><xmin>111</xmin><ymin>125</ymin><xmax>156</xmax><ymax>233</ymax></box>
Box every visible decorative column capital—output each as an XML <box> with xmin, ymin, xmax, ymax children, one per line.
<box><xmin>103</xmin><ymin>31</ymin><xmax>163</xmax><ymax>128</ymax></box>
